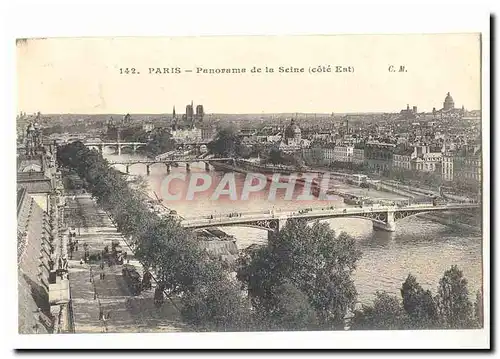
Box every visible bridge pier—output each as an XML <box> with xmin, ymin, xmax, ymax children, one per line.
<box><xmin>133</xmin><ymin>144</ymin><xmax>137</xmax><ymax>153</ymax></box>
<box><xmin>267</xmin><ymin>218</ymin><xmax>286</xmax><ymax>241</ymax></box>
<box><xmin>126</xmin><ymin>165</ymin><xmax>130</xmax><ymax>174</ymax></box>
<box><xmin>268</xmin><ymin>230</ymin><xmax>278</xmax><ymax>241</ymax></box>
<box><xmin>205</xmin><ymin>162</ymin><xmax>210</xmax><ymax>171</ymax></box>
<box><xmin>98</xmin><ymin>144</ymin><xmax>103</xmax><ymax>155</ymax></box>
<box><xmin>372</xmin><ymin>211</ymin><xmax>396</xmax><ymax>232</ymax></box>
<box><xmin>117</xmin><ymin>144</ymin><xmax>122</xmax><ymax>156</ymax></box>
<box><xmin>146</xmin><ymin>165</ymin><xmax>151</xmax><ymax>176</ymax></box>
<box><xmin>186</xmin><ymin>163</ymin><xmax>191</xmax><ymax>172</ymax></box>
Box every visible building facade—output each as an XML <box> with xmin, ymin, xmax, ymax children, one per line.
<box><xmin>454</xmin><ymin>149</ymin><xmax>481</xmax><ymax>182</ymax></box>
<box><xmin>352</xmin><ymin>146</ymin><xmax>365</xmax><ymax>165</ymax></box>
<box><xmin>201</xmin><ymin>126</ymin><xmax>216</xmax><ymax>141</ymax></box>
<box><xmin>412</xmin><ymin>151</ymin><xmax>442</xmax><ymax>172</ymax></box>
<box><xmin>333</xmin><ymin>145</ymin><xmax>354</xmax><ymax>163</ymax></box>
<box><xmin>364</xmin><ymin>142</ymin><xmax>395</xmax><ymax>172</ymax></box>
<box><xmin>171</xmin><ymin>128</ymin><xmax>202</xmax><ymax>142</ymax></box>
<box><xmin>324</xmin><ymin>147</ymin><xmax>335</xmax><ymax>164</ymax></box>
<box><xmin>393</xmin><ymin>147</ymin><xmax>415</xmax><ymax>170</ymax></box>
<box><xmin>442</xmin><ymin>154</ymin><xmax>454</xmax><ymax>181</ymax></box>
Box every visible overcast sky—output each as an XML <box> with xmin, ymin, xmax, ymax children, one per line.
<box><xmin>17</xmin><ymin>34</ymin><xmax>481</xmax><ymax>114</ymax></box>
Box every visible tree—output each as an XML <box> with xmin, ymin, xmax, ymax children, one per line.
<box><xmin>435</xmin><ymin>265</ymin><xmax>474</xmax><ymax>329</ymax></box>
<box><xmin>121</xmin><ymin>126</ymin><xmax>149</xmax><ymax>142</ymax></box>
<box><xmin>143</xmin><ymin>128</ymin><xmax>176</xmax><ymax>156</ymax></box>
<box><xmin>237</xmin><ymin>219</ymin><xmax>362</xmax><ymax>329</ymax></box>
<box><xmin>208</xmin><ymin>125</ymin><xmax>245</xmax><ymax>158</ymax></box>
<box><xmin>351</xmin><ymin>291</ymin><xmax>409</xmax><ymax>330</ymax></box>
<box><xmin>262</xmin><ymin>282</ymin><xmax>319</xmax><ymax>331</ymax></box>
<box><xmin>401</xmin><ymin>274</ymin><xmax>438</xmax><ymax>328</ymax></box>
<box><xmin>180</xmin><ymin>261</ymin><xmax>251</xmax><ymax>331</ymax></box>
<box><xmin>265</xmin><ymin>148</ymin><xmax>304</xmax><ymax>168</ymax></box>
<box><xmin>268</xmin><ymin>148</ymin><xmax>283</xmax><ymax>165</ymax></box>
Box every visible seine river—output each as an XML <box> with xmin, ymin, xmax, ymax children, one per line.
<box><xmin>107</xmin><ymin>153</ymin><xmax>483</xmax><ymax>304</ymax></box>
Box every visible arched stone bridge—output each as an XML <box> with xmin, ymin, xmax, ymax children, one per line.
<box><xmin>84</xmin><ymin>142</ymin><xmax>148</xmax><ymax>155</ymax></box>
<box><xmin>108</xmin><ymin>158</ymin><xmax>234</xmax><ymax>175</ymax></box>
<box><xmin>181</xmin><ymin>203</ymin><xmax>480</xmax><ymax>239</ymax></box>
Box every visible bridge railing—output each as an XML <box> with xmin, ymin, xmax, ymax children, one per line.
<box><xmin>181</xmin><ymin>202</ymin><xmax>479</xmax><ymax>224</ymax></box>
<box><xmin>108</xmin><ymin>157</ymin><xmax>234</xmax><ymax>164</ymax></box>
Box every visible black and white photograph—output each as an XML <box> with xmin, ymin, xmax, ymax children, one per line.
<box><xmin>12</xmin><ymin>26</ymin><xmax>490</xmax><ymax>350</ymax></box>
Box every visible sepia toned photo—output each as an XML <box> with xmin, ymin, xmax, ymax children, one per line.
<box><xmin>15</xmin><ymin>34</ymin><xmax>488</xmax><ymax>346</ymax></box>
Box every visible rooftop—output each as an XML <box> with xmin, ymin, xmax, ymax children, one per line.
<box><xmin>17</xmin><ymin>174</ymin><xmax>53</xmax><ymax>194</ymax></box>
<box><xmin>17</xmin><ymin>193</ymin><xmax>52</xmax><ymax>334</ymax></box>
<box><xmin>17</xmin><ymin>155</ymin><xmax>44</xmax><ymax>173</ymax></box>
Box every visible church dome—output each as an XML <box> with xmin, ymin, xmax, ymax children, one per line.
<box><xmin>443</xmin><ymin>92</ymin><xmax>455</xmax><ymax>111</ymax></box>
<box><xmin>284</xmin><ymin>119</ymin><xmax>301</xmax><ymax>139</ymax></box>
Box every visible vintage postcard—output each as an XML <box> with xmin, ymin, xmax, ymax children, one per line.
<box><xmin>14</xmin><ymin>32</ymin><xmax>489</xmax><ymax>349</ymax></box>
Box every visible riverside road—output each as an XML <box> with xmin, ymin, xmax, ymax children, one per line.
<box><xmin>66</xmin><ymin>194</ymin><xmax>191</xmax><ymax>333</ymax></box>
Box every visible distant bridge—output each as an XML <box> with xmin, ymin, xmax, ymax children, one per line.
<box><xmin>180</xmin><ymin>202</ymin><xmax>480</xmax><ymax>238</ymax></box>
<box><xmin>84</xmin><ymin>142</ymin><xmax>148</xmax><ymax>155</ymax></box>
<box><xmin>175</xmin><ymin>140</ymin><xmax>211</xmax><ymax>146</ymax></box>
<box><xmin>108</xmin><ymin>158</ymin><xmax>234</xmax><ymax>174</ymax></box>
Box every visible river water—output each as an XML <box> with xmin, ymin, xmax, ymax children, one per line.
<box><xmin>106</xmin><ymin>153</ymin><xmax>483</xmax><ymax>304</ymax></box>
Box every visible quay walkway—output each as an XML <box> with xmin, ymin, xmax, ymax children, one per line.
<box><xmin>66</xmin><ymin>194</ymin><xmax>190</xmax><ymax>333</ymax></box>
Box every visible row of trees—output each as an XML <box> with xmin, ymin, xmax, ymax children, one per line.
<box><xmin>57</xmin><ymin>141</ymin><xmax>483</xmax><ymax>331</ymax></box>
<box><xmin>57</xmin><ymin>141</ymin><xmax>250</xmax><ymax>331</ymax></box>
<box><xmin>352</xmin><ymin>267</ymin><xmax>483</xmax><ymax>330</ymax></box>
<box><xmin>382</xmin><ymin>167</ymin><xmax>443</xmax><ymax>188</ymax></box>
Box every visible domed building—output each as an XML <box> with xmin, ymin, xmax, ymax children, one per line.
<box><xmin>433</xmin><ymin>92</ymin><xmax>465</xmax><ymax>120</ymax></box>
<box><xmin>279</xmin><ymin>119</ymin><xmax>310</xmax><ymax>152</ymax></box>
<box><xmin>443</xmin><ymin>92</ymin><xmax>455</xmax><ymax>111</ymax></box>
<box><xmin>284</xmin><ymin>119</ymin><xmax>302</xmax><ymax>144</ymax></box>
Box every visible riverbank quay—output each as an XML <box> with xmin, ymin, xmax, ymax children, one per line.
<box><xmin>65</xmin><ymin>194</ymin><xmax>191</xmax><ymax>333</ymax></box>
<box><xmin>211</xmin><ymin>159</ymin><xmax>409</xmax><ymax>204</ymax></box>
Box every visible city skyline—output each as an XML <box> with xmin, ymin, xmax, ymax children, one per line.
<box><xmin>17</xmin><ymin>91</ymin><xmax>480</xmax><ymax>118</ymax></box>
<box><xmin>17</xmin><ymin>35</ymin><xmax>481</xmax><ymax>114</ymax></box>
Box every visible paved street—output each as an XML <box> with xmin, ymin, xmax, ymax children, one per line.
<box><xmin>66</xmin><ymin>194</ymin><xmax>191</xmax><ymax>333</ymax></box>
